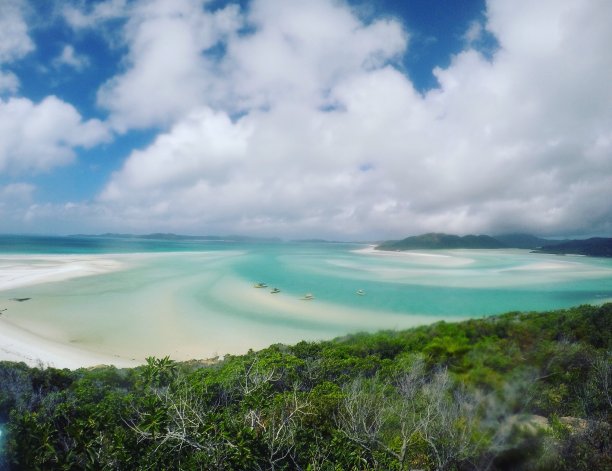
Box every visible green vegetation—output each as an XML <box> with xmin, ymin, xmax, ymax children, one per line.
<box><xmin>1</xmin><ymin>304</ymin><xmax>610</xmax><ymax>470</ymax></box>
<box><xmin>377</xmin><ymin>233</ymin><xmax>612</xmax><ymax>257</ymax></box>
<box><xmin>534</xmin><ymin>237</ymin><xmax>612</xmax><ymax>257</ymax></box>
<box><xmin>377</xmin><ymin>233</ymin><xmax>506</xmax><ymax>250</ymax></box>
<box><xmin>492</xmin><ymin>234</ymin><xmax>556</xmax><ymax>250</ymax></box>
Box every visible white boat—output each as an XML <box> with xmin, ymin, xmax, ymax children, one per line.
<box><xmin>356</xmin><ymin>289</ymin><xmax>365</xmax><ymax>296</ymax></box>
<box><xmin>253</xmin><ymin>282</ymin><xmax>268</xmax><ymax>288</ymax></box>
<box><xmin>301</xmin><ymin>293</ymin><xmax>314</xmax><ymax>300</ymax></box>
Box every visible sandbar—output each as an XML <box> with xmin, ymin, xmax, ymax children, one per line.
<box><xmin>0</xmin><ymin>316</ymin><xmax>140</xmax><ymax>368</ymax></box>
<box><xmin>0</xmin><ymin>254</ymin><xmax>128</xmax><ymax>292</ymax></box>
<box><xmin>0</xmin><ymin>254</ymin><xmax>139</xmax><ymax>368</ymax></box>
<box><xmin>354</xmin><ymin>246</ymin><xmax>475</xmax><ymax>267</ymax></box>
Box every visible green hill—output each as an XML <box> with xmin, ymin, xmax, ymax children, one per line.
<box><xmin>376</xmin><ymin>233</ymin><xmax>612</xmax><ymax>256</ymax></box>
<box><xmin>534</xmin><ymin>237</ymin><xmax>612</xmax><ymax>257</ymax></box>
<box><xmin>377</xmin><ymin>232</ymin><xmax>507</xmax><ymax>250</ymax></box>
<box><xmin>493</xmin><ymin>233</ymin><xmax>559</xmax><ymax>249</ymax></box>
<box><xmin>1</xmin><ymin>304</ymin><xmax>610</xmax><ymax>470</ymax></box>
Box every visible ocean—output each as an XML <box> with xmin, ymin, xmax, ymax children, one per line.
<box><xmin>1</xmin><ymin>235</ymin><xmax>611</xmax><ymax>362</ymax></box>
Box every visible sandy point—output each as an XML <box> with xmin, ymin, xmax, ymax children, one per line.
<box><xmin>0</xmin><ymin>317</ymin><xmax>141</xmax><ymax>368</ymax></box>
<box><xmin>0</xmin><ymin>254</ymin><xmax>132</xmax><ymax>292</ymax></box>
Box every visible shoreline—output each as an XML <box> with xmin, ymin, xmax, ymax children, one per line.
<box><xmin>0</xmin><ymin>251</ymin><xmax>254</xmax><ymax>368</ymax></box>
<box><xmin>2</xmin><ymin>248</ymin><xmax>610</xmax><ymax>369</ymax></box>
<box><xmin>0</xmin><ymin>257</ymin><xmax>451</xmax><ymax>368</ymax></box>
<box><xmin>354</xmin><ymin>245</ymin><xmax>457</xmax><ymax>258</ymax></box>
<box><xmin>353</xmin><ymin>245</ymin><xmax>477</xmax><ymax>268</ymax></box>
<box><xmin>0</xmin><ymin>253</ymin><xmax>130</xmax><ymax>293</ymax></box>
<box><xmin>0</xmin><ymin>253</ymin><xmax>137</xmax><ymax>368</ymax></box>
<box><xmin>0</xmin><ymin>316</ymin><xmax>141</xmax><ymax>368</ymax></box>
<box><xmin>0</xmin><ymin>251</ymin><xmax>242</xmax><ymax>293</ymax></box>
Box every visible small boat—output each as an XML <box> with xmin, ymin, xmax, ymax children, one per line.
<box><xmin>253</xmin><ymin>282</ymin><xmax>268</xmax><ymax>288</ymax></box>
<box><xmin>356</xmin><ymin>289</ymin><xmax>365</xmax><ymax>296</ymax></box>
<box><xmin>270</xmin><ymin>288</ymin><xmax>281</xmax><ymax>294</ymax></box>
<box><xmin>301</xmin><ymin>293</ymin><xmax>314</xmax><ymax>300</ymax></box>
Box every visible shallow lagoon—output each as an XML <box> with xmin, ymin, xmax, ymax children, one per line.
<box><xmin>1</xmin><ymin>238</ymin><xmax>612</xmax><ymax>362</ymax></box>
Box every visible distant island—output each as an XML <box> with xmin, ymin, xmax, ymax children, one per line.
<box><xmin>70</xmin><ymin>233</ymin><xmax>282</xmax><ymax>243</ymax></box>
<box><xmin>377</xmin><ymin>233</ymin><xmax>507</xmax><ymax>250</ymax></box>
<box><xmin>376</xmin><ymin>232</ymin><xmax>612</xmax><ymax>257</ymax></box>
<box><xmin>47</xmin><ymin>232</ymin><xmax>612</xmax><ymax>258</ymax></box>
<box><xmin>534</xmin><ymin>237</ymin><xmax>612</xmax><ymax>257</ymax></box>
<box><xmin>492</xmin><ymin>233</ymin><xmax>560</xmax><ymax>249</ymax></box>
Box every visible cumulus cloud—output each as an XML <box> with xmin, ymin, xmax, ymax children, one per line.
<box><xmin>62</xmin><ymin>0</ymin><xmax>128</xmax><ymax>29</ymax></box>
<box><xmin>97</xmin><ymin>0</ymin><xmax>242</xmax><ymax>131</ymax></box>
<box><xmin>0</xmin><ymin>0</ymin><xmax>34</xmax><ymax>94</ymax></box>
<box><xmin>95</xmin><ymin>0</ymin><xmax>405</xmax><ymax>132</ymax></box>
<box><xmin>224</xmin><ymin>0</ymin><xmax>406</xmax><ymax>111</ymax></box>
<box><xmin>0</xmin><ymin>96</ymin><xmax>111</xmax><ymax>173</ymax></box>
<box><xmin>0</xmin><ymin>182</ymin><xmax>35</xmax><ymax>201</ymax></box>
<box><xmin>0</xmin><ymin>0</ymin><xmax>33</xmax><ymax>63</ymax></box>
<box><xmin>92</xmin><ymin>0</ymin><xmax>612</xmax><ymax>238</ymax></box>
<box><xmin>0</xmin><ymin>183</ymin><xmax>36</xmax><ymax>230</ymax></box>
<box><xmin>0</xmin><ymin>71</ymin><xmax>19</xmax><ymax>94</ymax></box>
<box><xmin>53</xmin><ymin>44</ymin><xmax>90</xmax><ymax>71</ymax></box>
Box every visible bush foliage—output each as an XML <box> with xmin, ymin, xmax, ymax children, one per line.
<box><xmin>0</xmin><ymin>304</ymin><xmax>610</xmax><ymax>470</ymax></box>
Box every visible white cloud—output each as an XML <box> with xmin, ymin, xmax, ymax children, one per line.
<box><xmin>463</xmin><ymin>21</ymin><xmax>484</xmax><ymax>47</ymax></box>
<box><xmin>89</xmin><ymin>0</ymin><xmax>612</xmax><ymax>238</ymax></box>
<box><xmin>95</xmin><ymin>0</ymin><xmax>405</xmax><ymax>132</ymax></box>
<box><xmin>53</xmin><ymin>45</ymin><xmax>90</xmax><ymax>71</ymax></box>
<box><xmin>225</xmin><ymin>0</ymin><xmax>407</xmax><ymax>111</ymax></box>
<box><xmin>102</xmin><ymin>107</ymin><xmax>250</xmax><ymax>199</ymax></box>
<box><xmin>0</xmin><ymin>0</ymin><xmax>34</xmax><ymax>63</ymax></box>
<box><xmin>0</xmin><ymin>96</ymin><xmax>111</xmax><ymax>173</ymax></box>
<box><xmin>0</xmin><ymin>71</ymin><xmax>19</xmax><ymax>94</ymax></box>
<box><xmin>97</xmin><ymin>0</ymin><xmax>242</xmax><ymax>131</ymax></box>
<box><xmin>0</xmin><ymin>182</ymin><xmax>35</xmax><ymax>201</ymax></box>
<box><xmin>0</xmin><ymin>183</ymin><xmax>36</xmax><ymax>230</ymax></box>
<box><xmin>62</xmin><ymin>0</ymin><xmax>128</xmax><ymax>29</ymax></box>
<box><xmin>0</xmin><ymin>0</ymin><xmax>34</xmax><ymax>94</ymax></box>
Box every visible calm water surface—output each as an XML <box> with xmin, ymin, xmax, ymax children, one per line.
<box><xmin>1</xmin><ymin>236</ymin><xmax>611</xmax><ymax>360</ymax></box>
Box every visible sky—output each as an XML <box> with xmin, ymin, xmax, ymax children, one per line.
<box><xmin>0</xmin><ymin>0</ymin><xmax>611</xmax><ymax>239</ymax></box>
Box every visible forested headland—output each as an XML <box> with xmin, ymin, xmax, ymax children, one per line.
<box><xmin>376</xmin><ymin>233</ymin><xmax>612</xmax><ymax>257</ymax></box>
<box><xmin>1</xmin><ymin>304</ymin><xmax>610</xmax><ymax>470</ymax></box>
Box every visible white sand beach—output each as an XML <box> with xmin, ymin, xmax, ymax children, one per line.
<box><xmin>0</xmin><ymin>317</ymin><xmax>140</xmax><ymax>368</ymax></box>
<box><xmin>0</xmin><ymin>254</ymin><xmax>138</xmax><ymax>368</ymax></box>
<box><xmin>2</xmin><ymin>247</ymin><xmax>611</xmax><ymax>369</ymax></box>
<box><xmin>0</xmin><ymin>254</ymin><xmax>126</xmax><ymax>292</ymax></box>
<box><xmin>353</xmin><ymin>245</ymin><xmax>475</xmax><ymax>267</ymax></box>
<box><xmin>0</xmin><ymin>251</ymin><xmax>450</xmax><ymax>368</ymax></box>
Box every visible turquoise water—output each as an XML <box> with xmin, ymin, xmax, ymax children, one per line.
<box><xmin>1</xmin><ymin>236</ymin><xmax>611</xmax><ymax>360</ymax></box>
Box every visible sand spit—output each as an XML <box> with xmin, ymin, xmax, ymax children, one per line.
<box><xmin>0</xmin><ymin>317</ymin><xmax>141</xmax><ymax>368</ymax></box>
<box><xmin>0</xmin><ymin>254</ymin><xmax>129</xmax><ymax>292</ymax></box>
<box><xmin>0</xmin><ymin>254</ymin><xmax>136</xmax><ymax>367</ymax></box>
<box><xmin>353</xmin><ymin>246</ymin><xmax>475</xmax><ymax>267</ymax></box>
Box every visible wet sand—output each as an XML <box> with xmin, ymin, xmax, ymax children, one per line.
<box><xmin>0</xmin><ymin>254</ymin><xmax>138</xmax><ymax>367</ymax></box>
<box><xmin>0</xmin><ymin>254</ymin><xmax>126</xmax><ymax>291</ymax></box>
<box><xmin>0</xmin><ymin>317</ymin><xmax>140</xmax><ymax>368</ymax></box>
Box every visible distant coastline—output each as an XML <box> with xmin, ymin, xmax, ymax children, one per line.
<box><xmin>531</xmin><ymin>237</ymin><xmax>612</xmax><ymax>257</ymax></box>
<box><xmin>70</xmin><ymin>232</ymin><xmax>283</xmax><ymax>243</ymax></box>
<box><xmin>375</xmin><ymin>232</ymin><xmax>612</xmax><ymax>257</ymax></box>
